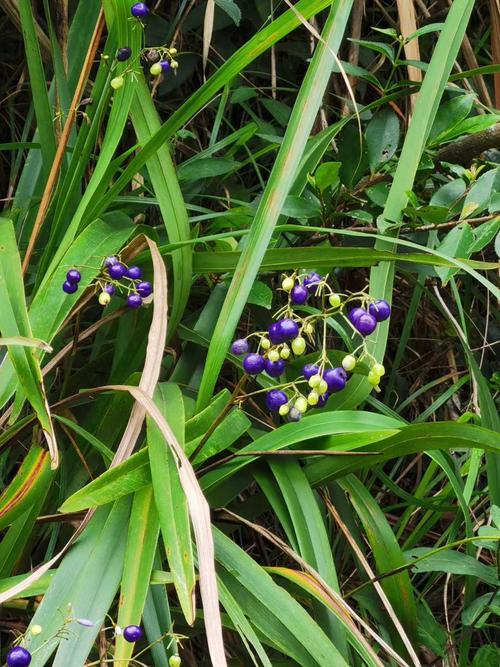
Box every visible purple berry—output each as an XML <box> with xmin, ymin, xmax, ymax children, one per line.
<box><xmin>62</xmin><ymin>280</ymin><xmax>78</xmax><ymax>294</ymax></box>
<box><xmin>243</xmin><ymin>353</ymin><xmax>265</xmax><ymax>375</ymax></box>
<box><xmin>131</xmin><ymin>2</ymin><xmax>149</xmax><ymax>17</ymax></box>
<box><xmin>126</xmin><ymin>265</ymin><xmax>142</xmax><ymax>280</ymax></box>
<box><xmin>268</xmin><ymin>322</ymin><xmax>283</xmax><ymax>345</ymax></box>
<box><xmin>66</xmin><ymin>269</ymin><xmax>81</xmax><ymax>284</ymax></box>
<box><xmin>7</xmin><ymin>647</ymin><xmax>32</xmax><ymax>667</ymax></box>
<box><xmin>123</xmin><ymin>625</ymin><xmax>143</xmax><ymax>643</ymax></box>
<box><xmin>355</xmin><ymin>313</ymin><xmax>377</xmax><ymax>336</ymax></box>
<box><xmin>105</xmin><ymin>256</ymin><xmax>119</xmax><ymax>267</ymax></box>
<box><xmin>117</xmin><ymin>47</ymin><xmax>132</xmax><ymax>62</ymax></box>
<box><xmin>290</xmin><ymin>284</ymin><xmax>309</xmax><ymax>305</ymax></box>
<box><xmin>303</xmin><ymin>364</ymin><xmax>319</xmax><ymax>380</ymax></box>
<box><xmin>264</xmin><ymin>358</ymin><xmax>285</xmax><ymax>378</ymax></box>
<box><xmin>127</xmin><ymin>294</ymin><xmax>143</xmax><ymax>309</ymax></box>
<box><xmin>369</xmin><ymin>299</ymin><xmax>391</xmax><ymax>322</ymax></box>
<box><xmin>276</xmin><ymin>318</ymin><xmax>299</xmax><ymax>341</ymax></box>
<box><xmin>324</xmin><ymin>368</ymin><xmax>347</xmax><ymax>392</ymax></box>
<box><xmin>231</xmin><ymin>339</ymin><xmax>249</xmax><ymax>355</ymax></box>
<box><xmin>348</xmin><ymin>307</ymin><xmax>366</xmax><ymax>324</ymax></box>
<box><xmin>303</xmin><ymin>272</ymin><xmax>322</xmax><ymax>294</ymax></box>
<box><xmin>266</xmin><ymin>389</ymin><xmax>288</xmax><ymax>411</ymax></box>
<box><xmin>316</xmin><ymin>392</ymin><xmax>330</xmax><ymax>408</ymax></box>
<box><xmin>136</xmin><ymin>281</ymin><xmax>153</xmax><ymax>297</ymax></box>
<box><xmin>160</xmin><ymin>60</ymin><xmax>171</xmax><ymax>73</ymax></box>
<box><xmin>104</xmin><ymin>283</ymin><xmax>116</xmax><ymax>295</ymax></box>
<box><xmin>108</xmin><ymin>262</ymin><xmax>127</xmax><ymax>279</ymax></box>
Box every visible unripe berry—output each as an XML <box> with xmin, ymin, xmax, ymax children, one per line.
<box><xmin>169</xmin><ymin>657</ymin><xmax>182</xmax><ymax>667</ymax></box>
<box><xmin>289</xmin><ymin>407</ymin><xmax>302</xmax><ymax>422</ymax></box>
<box><xmin>279</xmin><ymin>404</ymin><xmax>290</xmax><ymax>416</ymax></box>
<box><xmin>110</xmin><ymin>76</ymin><xmax>124</xmax><ymax>90</ymax></box>
<box><xmin>317</xmin><ymin>379</ymin><xmax>329</xmax><ymax>395</ymax></box>
<box><xmin>329</xmin><ymin>293</ymin><xmax>341</xmax><ymax>308</ymax></box>
<box><xmin>268</xmin><ymin>349</ymin><xmax>280</xmax><ymax>362</ymax></box>
<box><xmin>294</xmin><ymin>396</ymin><xmax>308</xmax><ymax>414</ymax></box>
<box><xmin>342</xmin><ymin>355</ymin><xmax>356</xmax><ymax>372</ymax></box>
<box><xmin>169</xmin><ymin>47</ymin><xmax>178</xmax><ymax>56</ymax></box>
<box><xmin>260</xmin><ymin>337</ymin><xmax>271</xmax><ymax>350</ymax></box>
<box><xmin>308</xmin><ymin>374</ymin><xmax>322</xmax><ymax>388</ymax></box>
<box><xmin>367</xmin><ymin>370</ymin><xmax>380</xmax><ymax>386</ymax></box>
<box><xmin>99</xmin><ymin>292</ymin><xmax>111</xmax><ymax>306</ymax></box>
<box><xmin>291</xmin><ymin>336</ymin><xmax>306</xmax><ymax>355</ymax></box>
<box><xmin>282</xmin><ymin>277</ymin><xmax>294</xmax><ymax>292</ymax></box>
<box><xmin>170</xmin><ymin>60</ymin><xmax>179</xmax><ymax>69</ymax></box>
<box><xmin>307</xmin><ymin>391</ymin><xmax>319</xmax><ymax>406</ymax></box>
<box><xmin>372</xmin><ymin>363</ymin><xmax>385</xmax><ymax>376</ymax></box>
<box><xmin>31</xmin><ymin>625</ymin><xmax>42</xmax><ymax>636</ymax></box>
<box><xmin>150</xmin><ymin>62</ymin><xmax>162</xmax><ymax>76</ymax></box>
<box><xmin>280</xmin><ymin>346</ymin><xmax>290</xmax><ymax>360</ymax></box>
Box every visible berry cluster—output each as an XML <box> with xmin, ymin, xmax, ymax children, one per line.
<box><xmin>61</xmin><ymin>256</ymin><xmax>153</xmax><ymax>309</ymax></box>
<box><xmin>109</xmin><ymin>4</ymin><xmax>179</xmax><ymax>90</ymax></box>
<box><xmin>231</xmin><ymin>272</ymin><xmax>391</xmax><ymax>421</ymax></box>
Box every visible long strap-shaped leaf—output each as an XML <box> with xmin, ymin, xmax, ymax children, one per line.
<box><xmin>196</xmin><ymin>0</ymin><xmax>354</xmax><ymax>409</ymax></box>
<box><xmin>330</xmin><ymin>0</ymin><xmax>476</xmax><ymax>410</ymax></box>
<box><xmin>0</xmin><ymin>219</ymin><xmax>58</xmax><ymax>467</ymax></box>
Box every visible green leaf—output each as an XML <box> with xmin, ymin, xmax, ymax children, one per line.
<box><xmin>314</xmin><ymin>162</ymin><xmax>341</xmax><ymax>192</ymax></box>
<box><xmin>147</xmin><ymin>383</ymin><xmax>196</xmax><ymax>625</ymax></box>
<box><xmin>435</xmin><ymin>223</ymin><xmax>474</xmax><ymax>284</ymax></box>
<box><xmin>365</xmin><ymin>109</ymin><xmax>400</xmax><ymax>171</ymax></box>
<box><xmin>339</xmin><ymin>476</ymin><xmax>418</xmax><ymax>644</ymax></box>
<box><xmin>115</xmin><ymin>487</ymin><xmax>160</xmax><ymax>664</ymax></box>
<box><xmin>215</xmin><ymin>0</ymin><xmax>241</xmax><ymax>25</ymax></box>
<box><xmin>429</xmin><ymin>93</ymin><xmax>474</xmax><ymax>143</ymax></box>
<box><xmin>348</xmin><ymin>38</ymin><xmax>395</xmax><ymax>63</ymax></box>
<box><xmin>0</xmin><ymin>219</ymin><xmax>57</xmax><ymax>465</ymax></box>
<box><xmin>215</xmin><ymin>528</ymin><xmax>350</xmax><ymax>667</ymax></box>
<box><xmin>18</xmin><ymin>0</ymin><xmax>56</xmax><ymax>180</ymax></box>
<box><xmin>461</xmin><ymin>167</ymin><xmax>500</xmax><ymax>218</ymax></box>
<box><xmin>246</xmin><ymin>280</ymin><xmax>274</xmax><ymax>310</ymax></box>
<box><xmin>407</xmin><ymin>548</ymin><xmax>500</xmax><ymax>586</ymax></box>
<box><xmin>59</xmin><ymin>449</ymin><xmax>150</xmax><ymax>513</ymax></box>
<box><xmin>26</xmin><ymin>501</ymin><xmax>131</xmax><ymax>666</ymax></box>
<box><xmin>178</xmin><ymin>157</ymin><xmax>240</xmax><ymax>181</ymax></box>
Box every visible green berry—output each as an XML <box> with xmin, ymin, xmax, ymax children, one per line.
<box><xmin>308</xmin><ymin>374</ymin><xmax>322</xmax><ymax>388</ymax></box>
<box><xmin>282</xmin><ymin>277</ymin><xmax>294</xmax><ymax>292</ymax></box>
<box><xmin>317</xmin><ymin>379</ymin><xmax>329</xmax><ymax>395</ymax></box>
<box><xmin>342</xmin><ymin>355</ymin><xmax>356</xmax><ymax>372</ymax></box>
<box><xmin>329</xmin><ymin>294</ymin><xmax>341</xmax><ymax>308</ymax></box>
<box><xmin>268</xmin><ymin>349</ymin><xmax>280</xmax><ymax>362</ymax></box>
<box><xmin>294</xmin><ymin>396</ymin><xmax>308</xmax><ymax>413</ymax></box>
<box><xmin>307</xmin><ymin>391</ymin><xmax>319</xmax><ymax>406</ymax></box>
<box><xmin>367</xmin><ymin>370</ymin><xmax>380</xmax><ymax>386</ymax></box>
<box><xmin>291</xmin><ymin>336</ymin><xmax>306</xmax><ymax>355</ymax></box>
<box><xmin>110</xmin><ymin>76</ymin><xmax>124</xmax><ymax>89</ymax></box>
<box><xmin>169</xmin><ymin>657</ymin><xmax>182</xmax><ymax>667</ymax></box>
<box><xmin>372</xmin><ymin>363</ymin><xmax>385</xmax><ymax>376</ymax></box>
<box><xmin>150</xmin><ymin>62</ymin><xmax>162</xmax><ymax>76</ymax></box>
<box><xmin>260</xmin><ymin>337</ymin><xmax>271</xmax><ymax>350</ymax></box>
<box><xmin>280</xmin><ymin>345</ymin><xmax>290</xmax><ymax>360</ymax></box>
<box><xmin>279</xmin><ymin>404</ymin><xmax>290</xmax><ymax>416</ymax></box>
